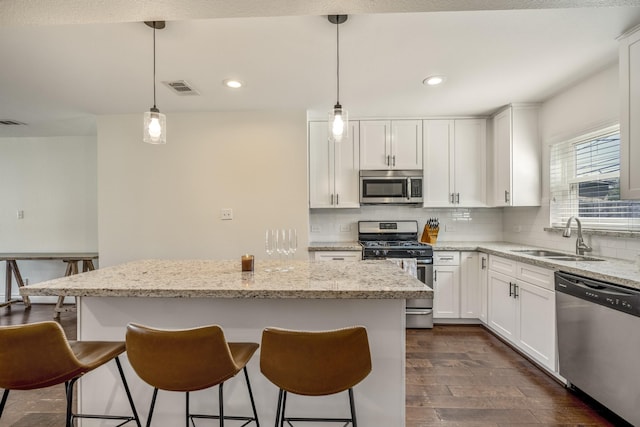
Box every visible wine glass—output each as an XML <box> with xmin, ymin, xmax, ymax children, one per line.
<box><xmin>287</xmin><ymin>229</ymin><xmax>297</xmax><ymax>269</ymax></box>
<box><xmin>278</xmin><ymin>229</ymin><xmax>290</xmax><ymax>272</ymax></box>
<box><xmin>265</xmin><ymin>229</ymin><xmax>275</xmax><ymax>272</ymax></box>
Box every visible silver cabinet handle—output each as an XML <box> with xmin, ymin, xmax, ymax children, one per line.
<box><xmin>331</xmin><ymin>194</ymin><xmax>334</xmax><ymax>205</ymax></box>
<box><xmin>481</xmin><ymin>257</ymin><xmax>487</xmax><ymax>269</ymax></box>
<box><xmin>336</xmin><ymin>194</ymin><xmax>339</xmax><ymax>205</ymax></box>
<box><xmin>505</xmin><ymin>190</ymin><xmax>510</xmax><ymax>204</ymax></box>
<box><xmin>455</xmin><ymin>193</ymin><xmax>460</xmax><ymax>204</ymax></box>
<box><xmin>392</xmin><ymin>155</ymin><xmax>396</xmax><ymax>167</ymax></box>
<box><xmin>332</xmin><ymin>257</ymin><xmax>345</xmax><ymax>261</ymax></box>
<box><xmin>438</xmin><ymin>256</ymin><xmax>454</xmax><ymax>261</ymax></box>
<box><xmin>509</xmin><ymin>282</ymin><xmax>513</xmax><ymax>297</ymax></box>
<box><xmin>434</xmin><ymin>270</ymin><xmax>438</xmax><ymax>282</ymax></box>
<box><xmin>450</xmin><ymin>193</ymin><xmax>455</xmax><ymax>204</ymax></box>
<box><xmin>387</xmin><ymin>155</ymin><xmax>391</xmax><ymax>166</ymax></box>
<box><xmin>514</xmin><ymin>283</ymin><xmax>519</xmax><ymax>298</ymax></box>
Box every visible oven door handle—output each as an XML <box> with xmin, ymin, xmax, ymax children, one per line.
<box><xmin>406</xmin><ymin>309</ymin><xmax>433</xmax><ymax>315</ymax></box>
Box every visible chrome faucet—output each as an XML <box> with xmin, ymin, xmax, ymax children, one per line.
<box><xmin>563</xmin><ymin>216</ymin><xmax>592</xmax><ymax>255</ymax></box>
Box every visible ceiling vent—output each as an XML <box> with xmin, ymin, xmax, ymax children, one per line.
<box><xmin>0</xmin><ymin>120</ymin><xmax>27</xmax><ymax>126</ymax></box>
<box><xmin>162</xmin><ymin>80</ymin><xmax>200</xmax><ymax>96</ymax></box>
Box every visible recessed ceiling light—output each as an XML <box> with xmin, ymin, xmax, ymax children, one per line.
<box><xmin>223</xmin><ymin>79</ymin><xmax>243</xmax><ymax>89</ymax></box>
<box><xmin>423</xmin><ymin>75</ymin><xmax>446</xmax><ymax>86</ymax></box>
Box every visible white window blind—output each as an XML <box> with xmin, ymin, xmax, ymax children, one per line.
<box><xmin>550</xmin><ymin>125</ymin><xmax>640</xmax><ymax>231</ymax></box>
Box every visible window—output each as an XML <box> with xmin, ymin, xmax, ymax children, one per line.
<box><xmin>550</xmin><ymin>125</ymin><xmax>640</xmax><ymax>231</ymax></box>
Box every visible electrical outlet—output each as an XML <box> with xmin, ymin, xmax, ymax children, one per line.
<box><xmin>220</xmin><ymin>208</ymin><xmax>233</xmax><ymax>220</ymax></box>
<box><xmin>17</xmin><ymin>210</ymin><xmax>24</xmax><ymax>219</ymax></box>
<box><xmin>311</xmin><ymin>225</ymin><xmax>321</xmax><ymax>232</ymax></box>
<box><xmin>340</xmin><ymin>224</ymin><xmax>351</xmax><ymax>232</ymax></box>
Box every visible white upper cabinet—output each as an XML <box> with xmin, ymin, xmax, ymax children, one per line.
<box><xmin>360</xmin><ymin>120</ymin><xmax>422</xmax><ymax>170</ymax></box>
<box><xmin>423</xmin><ymin>119</ymin><xmax>486</xmax><ymax>207</ymax></box>
<box><xmin>308</xmin><ymin>121</ymin><xmax>360</xmax><ymax>208</ymax></box>
<box><xmin>620</xmin><ymin>25</ymin><xmax>640</xmax><ymax>199</ymax></box>
<box><xmin>490</xmin><ymin>105</ymin><xmax>541</xmax><ymax>207</ymax></box>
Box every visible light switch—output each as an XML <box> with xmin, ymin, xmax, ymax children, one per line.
<box><xmin>17</xmin><ymin>210</ymin><xmax>24</xmax><ymax>219</ymax></box>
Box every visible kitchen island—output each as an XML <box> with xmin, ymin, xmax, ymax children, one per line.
<box><xmin>21</xmin><ymin>259</ymin><xmax>431</xmax><ymax>427</ymax></box>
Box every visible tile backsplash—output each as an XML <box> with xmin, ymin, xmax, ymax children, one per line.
<box><xmin>309</xmin><ymin>206</ymin><xmax>503</xmax><ymax>243</ymax></box>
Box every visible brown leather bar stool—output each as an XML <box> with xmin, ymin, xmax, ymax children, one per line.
<box><xmin>0</xmin><ymin>321</ymin><xmax>141</xmax><ymax>427</ymax></box>
<box><xmin>260</xmin><ymin>326</ymin><xmax>372</xmax><ymax>427</ymax></box>
<box><xmin>125</xmin><ymin>323</ymin><xmax>260</xmax><ymax>427</ymax></box>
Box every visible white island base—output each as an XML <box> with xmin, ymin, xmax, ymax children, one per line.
<box><xmin>77</xmin><ymin>296</ymin><xmax>407</xmax><ymax>427</ymax></box>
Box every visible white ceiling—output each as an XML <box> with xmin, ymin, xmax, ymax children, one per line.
<box><xmin>1</xmin><ymin>0</ymin><xmax>640</xmax><ymax>137</ymax></box>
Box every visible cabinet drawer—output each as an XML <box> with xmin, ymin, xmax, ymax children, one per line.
<box><xmin>489</xmin><ymin>255</ymin><xmax>517</xmax><ymax>276</ymax></box>
<box><xmin>434</xmin><ymin>251</ymin><xmax>460</xmax><ymax>266</ymax></box>
<box><xmin>516</xmin><ymin>262</ymin><xmax>554</xmax><ymax>291</ymax></box>
<box><xmin>314</xmin><ymin>251</ymin><xmax>361</xmax><ymax>261</ymax></box>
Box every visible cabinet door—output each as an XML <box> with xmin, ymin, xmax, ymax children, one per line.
<box><xmin>460</xmin><ymin>252</ymin><xmax>480</xmax><ymax>319</ymax></box>
<box><xmin>391</xmin><ymin>120</ymin><xmax>423</xmax><ymax>170</ymax></box>
<box><xmin>493</xmin><ymin>108</ymin><xmax>512</xmax><ymax>206</ymax></box>
<box><xmin>423</xmin><ymin>120</ymin><xmax>453</xmax><ymax>206</ymax></box>
<box><xmin>487</xmin><ymin>270</ymin><xmax>517</xmax><ymax>343</ymax></box>
<box><xmin>360</xmin><ymin>120</ymin><xmax>391</xmax><ymax>170</ymax></box>
<box><xmin>478</xmin><ymin>253</ymin><xmax>489</xmax><ymax>324</ymax></box>
<box><xmin>433</xmin><ymin>266</ymin><xmax>460</xmax><ymax>318</ymax></box>
<box><xmin>333</xmin><ymin>122</ymin><xmax>360</xmax><ymax>207</ymax></box>
<box><xmin>454</xmin><ymin>119</ymin><xmax>486</xmax><ymax>207</ymax></box>
<box><xmin>620</xmin><ymin>27</ymin><xmax>640</xmax><ymax>199</ymax></box>
<box><xmin>309</xmin><ymin>121</ymin><xmax>334</xmax><ymax>208</ymax></box>
<box><xmin>516</xmin><ymin>280</ymin><xmax>556</xmax><ymax>371</ymax></box>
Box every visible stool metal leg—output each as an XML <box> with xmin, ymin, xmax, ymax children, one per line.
<box><xmin>348</xmin><ymin>388</ymin><xmax>357</xmax><ymax>427</ymax></box>
<box><xmin>0</xmin><ymin>389</ymin><xmax>10</xmax><ymax>418</ymax></box>
<box><xmin>147</xmin><ymin>388</ymin><xmax>159</xmax><ymax>427</ymax></box>
<box><xmin>218</xmin><ymin>383</ymin><xmax>224</xmax><ymax>427</ymax></box>
<box><xmin>243</xmin><ymin>367</ymin><xmax>260</xmax><ymax>426</ymax></box>
<box><xmin>186</xmin><ymin>391</ymin><xmax>190</xmax><ymax>427</ymax></box>
<box><xmin>280</xmin><ymin>391</ymin><xmax>287</xmax><ymax>427</ymax></box>
<box><xmin>115</xmin><ymin>356</ymin><xmax>142</xmax><ymax>427</ymax></box>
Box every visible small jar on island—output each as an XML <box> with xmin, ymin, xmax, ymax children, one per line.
<box><xmin>241</xmin><ymin>254</ymin><xmax>254</xmax><ymax>272</ymax></box>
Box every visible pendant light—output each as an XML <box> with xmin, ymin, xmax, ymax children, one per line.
<box><xmin>143</xmin><ymin>21</ymin><xmax>167</xmax><ymax>144</ymax></box>
<box><xmin>328</xmin><ymin>15</ymin><xmax>348</xmax><ymax>143</ymax></box>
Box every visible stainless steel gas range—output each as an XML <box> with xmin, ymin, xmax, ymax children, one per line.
<box><xmin>358</xmin><ymin>220</ymin><xmax>434</xmax><ymax>328</ymax></box>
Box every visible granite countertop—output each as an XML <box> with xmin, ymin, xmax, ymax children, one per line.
<box><xmin>20</xmin><ymin>259</ymin><xmax>431</xmax><ymax>299</ymax></box>
<box><xmin>433</xmin><ymin>241</ymin><xmax>640</xmax><ymax>290</ymax></box>
<box><xmin>307</xmin><ymin>242</ymin><xmax>362</xmax><ymax>251</ymax></box>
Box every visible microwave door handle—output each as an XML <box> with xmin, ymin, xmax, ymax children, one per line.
<box><xmin>406</xmin><ymin>178</ymin><xmax>411</xmax><ymax>199</ymax></box>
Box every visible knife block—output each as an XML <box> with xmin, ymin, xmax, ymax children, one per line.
<box><xmin>420</xmin><ymin>225</ymin><xmax>439</xmax><ymax>244</ymax></box>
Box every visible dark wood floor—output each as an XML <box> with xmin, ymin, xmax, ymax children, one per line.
<box><xmin>0</xmin><ymin>304</ymin><xmax>629</xmax><ymax>426</ymax></box>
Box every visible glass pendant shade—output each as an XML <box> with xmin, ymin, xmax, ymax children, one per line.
<box><xmin>329</xmin><ymin>103</ymin><xmax>348</xmax><ymax>142</ymax></box>
<box><xmin>143</xmin><ymin>108</ymin><xmax>166</xmax><ymax>144</ymax></box>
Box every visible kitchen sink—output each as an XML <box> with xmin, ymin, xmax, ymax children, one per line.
<box><xmin>511</xmin><ymin>249</ymin><xmax>567</xmax><ymax>257</ymax></box>
<box><xmin>511</xmin><ymin>249</ymin><xmax>604</xmax><ymax>262</ymax></box>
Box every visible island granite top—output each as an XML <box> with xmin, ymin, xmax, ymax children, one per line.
<box><xmin>20</xmin><ymin>259</ymin><xmax>431</xmax><ymax>299</ymax></box>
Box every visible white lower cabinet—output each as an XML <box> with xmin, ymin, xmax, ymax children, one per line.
<box><xmin>433</xmin><ymin>252</ymin><xmax>460</xmax><ymax>319</ymax></box>
<box><xmin>460</xmin><ymin>252</ymin><xmax>480</xmax><ymax>319</ymax></box>
<box><xmin>313</xmin><ymin>251</ymin><xmax>361</xmax><ymax>261</ymax></box>
<box><xmin>477</xmin><ymin>253</ymin><xmax>489</xmax><ymax>324</ymax></box>
<box><xmin>434</xmin><ymin>251</ymin><xmax>482</xmax><ymax>321</ymax></box>
<box><xmin>487</xmin><ymin>256</ymin><xmax>556</xmax><ymax>372</ymax></box>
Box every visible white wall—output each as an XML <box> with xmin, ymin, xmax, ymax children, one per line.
<box><xmin>0</xmin><ymin>135</ymin><xmax>97</xmax><ymax>300</ymax></box>
<box><xmin>503</xmin><ymin>64</ymin><xmax>640</xmax><ymax>260</ymax></box>
<box><xmin>97</xmin><ymin>110</ymin><xmax>309</xmax><ymax>267</ymax></box>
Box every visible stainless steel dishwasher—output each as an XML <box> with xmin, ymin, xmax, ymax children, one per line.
<box><xmin>555</xmin><ymin>271</ymin><xmax>640</xmax><ymax>426</ymax></box>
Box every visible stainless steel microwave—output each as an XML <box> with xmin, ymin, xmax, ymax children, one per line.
<box><xmin>359</xmin><ymin>170</ymin><xmax>423</xmax><ymax>205</ymax></box>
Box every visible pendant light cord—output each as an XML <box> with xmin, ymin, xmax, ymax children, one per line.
<box><xmin>152</xmin><ymin>23</ymin><xmax>157</xmax><ymax>109</ymax></box>
<box><xmin>336</xmin><ymin>18</ymin><xmax>340</xmax><ymax>105</ymax></box>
